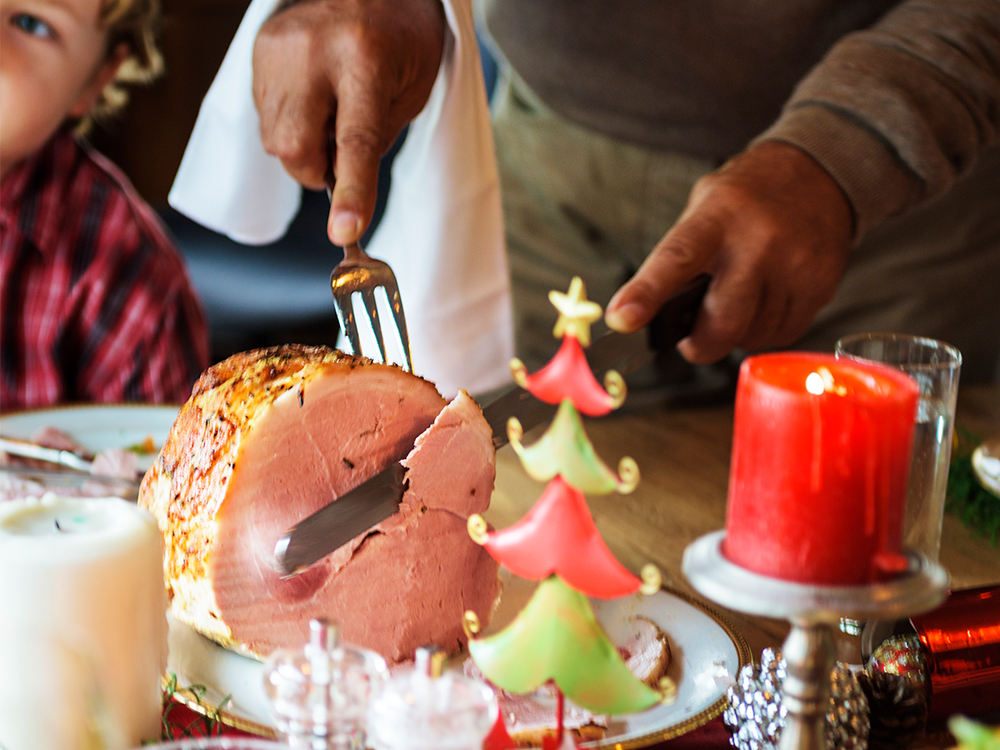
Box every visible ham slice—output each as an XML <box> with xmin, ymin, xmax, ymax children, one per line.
<box><xmin>139</xmin><ymin>345</ymin><xmax>501</xmax><ymax>663</ymax></box>
<box><xmin>618</xmin><ymin>615</ymin><xmax>671</xmax><ymax>687</ymax></box>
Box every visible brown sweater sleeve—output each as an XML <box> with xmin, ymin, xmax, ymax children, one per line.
<box><xmin>754</xmin><ymin>0</ymin><xmax>1000</xmax><ymax>240</ymax></box>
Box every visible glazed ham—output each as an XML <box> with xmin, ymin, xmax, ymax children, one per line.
<box><xmin>139</xmin><ymin>345</ymin><xmax>500</xmax><ymax>663</ymax></box>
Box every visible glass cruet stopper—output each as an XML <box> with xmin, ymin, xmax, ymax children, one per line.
<box><xmin>367</xmin><ymin>645</ymin><xmax>498</xmax><ymax>750</ymax></box>
<box><xmin>263</xmin><ymin>618</ymin><xmax>389</xmax><ymax>749</ymax></box>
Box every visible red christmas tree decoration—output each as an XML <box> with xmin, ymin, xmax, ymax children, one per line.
<box><xmin>511</xmin><ymin>335</ymin><xmax>624</xmax><ymax>416</ymax></box>
<box><xmin>469</xmin><ymin>475</ymin><xmax>656</xmax><ymax>599</ymax></box>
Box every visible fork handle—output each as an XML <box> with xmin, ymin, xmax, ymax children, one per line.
<box><xmin>342</xmin><ymin>242</ymin><xmax>366</xmax><ymax>261</ymax></box>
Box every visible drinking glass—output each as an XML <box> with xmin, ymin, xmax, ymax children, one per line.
<box><xmin>835</xmin><ymin>333</ymin><xmax>962</xmax><ymax>562</ymax></box>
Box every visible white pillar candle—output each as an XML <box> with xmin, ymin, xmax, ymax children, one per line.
<box><xmin>0</xmin><ymin>493</ymin><xmax>167</xmax><ymax>750</ymax></box>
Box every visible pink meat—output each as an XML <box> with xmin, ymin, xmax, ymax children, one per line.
<box><xmin>140</xmin><ymin>345</ymin><xmax>500</xmax><ymax>663</ymax></box>
<box><xmin>90</xmin><ymin>448</ymin><xmax>138</xmax><ymax>481</ymax></box>
<box><xmin>617</xmin><ymin>615</ymin><xmax>671</xmax><ymax>686</ymax></box>
<box><xmin>31</xmin><ymin>426</ymin><xmax>90</xmax><ymax>454</ymax></box>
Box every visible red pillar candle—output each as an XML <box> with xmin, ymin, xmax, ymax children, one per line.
<box><xmin>723</xmin><ymin>352</ymin><xmax>920</xmax><ymax>585</ymax></box>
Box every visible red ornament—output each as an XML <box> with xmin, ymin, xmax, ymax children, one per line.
<box><xmin>911</xmin><ymin>584</ymin><xmax>1000</xmax><ymax>720</ymax></box>
<box><xmin>481</xmin><ymin>476</ymin><xmax>642</xmax><ymax>599</ymax></box>
<box><xmin>513</xmin><ymin>336</ymin><xmax>622</xmax><ymax>416</ymax></box>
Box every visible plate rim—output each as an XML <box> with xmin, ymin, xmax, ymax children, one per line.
<box><xmin>162</xmin><ymin>676</ymin><xmax>278</xmax><ymax>740</ymax></box>
<box><xmin>165</xmin><ymin>583</ymin><xmax>751</xmax><ymax>747</ymax></box>
<box><xmin>596</xmin><ymin>584</ymin><xmax>752</xmax><ymax>748</ymax></box>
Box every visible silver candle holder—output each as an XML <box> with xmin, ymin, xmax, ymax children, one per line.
<box><xmin>682</xmin><ymin>531</ymin><xmax>949</xmax><ymax>750</ymax></box>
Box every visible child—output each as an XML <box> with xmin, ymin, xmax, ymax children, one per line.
<box><xmin>0</xmin><ymin>0</ymin><xmax>210</xmax><ymax>410</ymax></box>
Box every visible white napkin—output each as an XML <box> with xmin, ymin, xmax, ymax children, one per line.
<box><xmin>169</xmin><ymin>0</ymin><xmax>513</xmax><ymax>398</ymax></box>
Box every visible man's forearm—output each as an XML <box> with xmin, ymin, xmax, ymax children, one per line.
<box><xmin>755</xmin><ymin>0</ymin><xmax>1000</xmax><ymax>240</ymax></box>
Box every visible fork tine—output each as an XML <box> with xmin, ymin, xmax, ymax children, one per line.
<box><xmin>332</xmin><ymin>290</ymin><xmax>362</xmax><ymax>357</ymax></box>
<box><xmin>384</xmin><ymin>283</ymin><xmax>413</xmax><ymax>373</ymax></box>
<box><xmin>360</xmin><ymin>287</ymin><xmax>390</xmax><ymax>365</ymax></box>
<box><xmin>329</xmin><ymin>238</ymin><xmax>412</xmax><ymax>371</ymax></box>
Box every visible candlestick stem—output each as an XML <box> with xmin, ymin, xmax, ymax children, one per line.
<box><xmin>778</xmin><ymin>620</ymin><xmax>836</xmax><ymax>750</ymax></box>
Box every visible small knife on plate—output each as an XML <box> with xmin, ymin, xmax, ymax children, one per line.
<box><xmin>274</xmin><ymin>274</ymin><xmax>711</xmax><ymax>577</ymax></box>
<box><xmin>0</xmin><ymin>436</ymin><xmax>94</xmax><ymax>472</ymax></box>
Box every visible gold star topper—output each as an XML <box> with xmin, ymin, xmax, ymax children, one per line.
<box><xmin>549</xmin><ymin>276</ymin><xmax>602</xmax><ymax>346</ymax></box>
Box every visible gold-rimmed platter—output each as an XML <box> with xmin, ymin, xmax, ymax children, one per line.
<box><xmin>166</xmin><ymin>573</ymin><xmax>750</xmax><ymax>747</ymax></box>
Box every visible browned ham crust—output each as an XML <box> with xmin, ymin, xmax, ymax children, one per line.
<box><xmin>140</xmin><ymin>345</ymin><xmax>500</xmax><ymax>662</ymax></box>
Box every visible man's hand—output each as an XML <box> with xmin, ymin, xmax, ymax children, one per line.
<box><xmin>605</xmin><ymin>141</ymin><xmax>855</xmax><ymax>364</ymax></box>
<box><xmin>252</xmin><ymin>0</ymin><xmax>446</xmax><ymax>245</ymax></box>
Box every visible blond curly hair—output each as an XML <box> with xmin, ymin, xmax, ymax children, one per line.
<box><xmin>80</xmin><ymin>0</ymin><xmax>164</xmax><ymax>130</ymax></box>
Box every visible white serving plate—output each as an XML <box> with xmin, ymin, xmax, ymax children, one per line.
<box><xmin>167</xmin><ymin>572</ymin><xmax>750</xmax><ymax>747</ymax></box>
<box><xmin>0</xmin><ymin>404</ymin><xmax>179</xmax><ymax>473</ymax></box>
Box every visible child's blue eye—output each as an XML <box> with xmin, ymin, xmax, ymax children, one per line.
<box><xmin>12</xmin><ymin>13</ymin><xmax>55</xmax><ymax>39</ymax></box>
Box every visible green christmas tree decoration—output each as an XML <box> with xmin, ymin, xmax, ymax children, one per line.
<box><xmin>467</xmin><ymin>575</ymin><xmax>661</xmax><ymax>715</ymax></box>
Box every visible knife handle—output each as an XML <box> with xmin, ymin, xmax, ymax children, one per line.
<box><xmin>646</xmin><ymin>273</ymin><xmax>710</xmax><ymax>353</ymax></box>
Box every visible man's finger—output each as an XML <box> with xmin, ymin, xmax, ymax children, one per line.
<box><xmin>264</xmin><ymin>91</ymin><xmax>334</xmax><ymax>191</ymax></box>
<box><xmin>679</xmin><ymin>270</ymin><xmax>760</xmax><ymax>364</ymax></box>
<box><xmin>735</xmin><ymin>282</ymin><xmax>790</xmax><ymax>353</ymax></box>
<box><xmin>605</xmin><ymin>212</ymin><xmax>719</xmax><ymax>333</ymax></box>
<box><xmin>252</xmin><ymin>32</ymin><xmax>333</xmax><ymax>190</ymax></box>
<box><xmin>328</xmin><ymin>80</ymin><xmax>389</xmax><ymax>245</ymax></box>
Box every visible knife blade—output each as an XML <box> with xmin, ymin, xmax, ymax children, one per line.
<box><xmin>0</xmin><ymin>436</ymin><xmax>94</xmax><ymax>472</ymax></box>
<box><xmin>274</xmin><ymin>274</ymin><xmax>710</xmax><ymax>577</ymax></box>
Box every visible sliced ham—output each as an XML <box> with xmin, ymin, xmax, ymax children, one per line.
<box><xmin>90</xmin><ymin>448</ymin><xmax>138</xmax><ymax>481</ymax></box>
<box><xmin>139</xmin><ymin>345</ymin><xmax>500</xmax><ymax>663</ymax></box>
<box><xmin>618</xmin><ymin>615</ymin><xmax>672</xmax><ymax>687</ymax></box>
<box><xmin>30</xmin><ymin>426</ymin><xmax>92</xmax><ymax>455</ymax></box>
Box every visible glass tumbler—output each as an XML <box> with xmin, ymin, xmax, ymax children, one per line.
<box><xmin>835</xmin><ymin>333</ymin><xmax>962</xmax><ymax>562</ymax></box>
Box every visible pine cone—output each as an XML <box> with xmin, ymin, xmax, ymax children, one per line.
<box><xmin>857</xmin><ymin>668</ymin><xmax>928</xmax><ymax>750</ymax></box>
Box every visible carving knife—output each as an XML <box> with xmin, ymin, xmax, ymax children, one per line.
<box><xmin>274</xmin><ymin>274</ymin><xmax>710</xmax><ymax>577</ymax></box>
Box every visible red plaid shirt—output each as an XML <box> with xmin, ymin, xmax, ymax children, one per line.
<box><xmin>0</xmin><ymin>129</ymin><xmax>210</xmax><ymax>411</ymax></box>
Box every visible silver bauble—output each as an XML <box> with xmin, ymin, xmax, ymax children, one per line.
<box><xmin>723</xmin><ymin>648</ymin><xmax>870</xmax><ymax>750</ymax></box>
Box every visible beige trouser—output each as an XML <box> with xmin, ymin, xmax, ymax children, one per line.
<box><xmin>493</xmin><ymin>69</ymin><xmax>1000</xmax><ymax>383</ymax></box>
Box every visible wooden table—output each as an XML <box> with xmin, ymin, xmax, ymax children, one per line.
<box><xmin>485</xmin><ymin>383</ymin><xmax>1000</xmax><ymax>748</ymax></box>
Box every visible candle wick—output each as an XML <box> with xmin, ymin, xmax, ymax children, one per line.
<box><xmin>54</xmin><ymin>519</ymin><xmax>64</xmax><ymax>532</ymax></box>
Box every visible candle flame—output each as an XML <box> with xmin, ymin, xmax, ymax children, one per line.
<box><xmin>805</xmin><ymin>367</ymin><xmax>847</xmax><ymax>396</ymax></box>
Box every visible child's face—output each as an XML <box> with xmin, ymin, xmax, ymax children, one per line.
<box><xmin>0</xmin><ymin>0</ymin><xmax>123</xmax><ymax>179</ymax></box>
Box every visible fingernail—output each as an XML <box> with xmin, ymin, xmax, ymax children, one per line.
<box><xmin>330</xmin><ymin>211</ymin><xmax>362</xmax><ymax>244</ymax></box>
<box><xmin>605</xmin><ymin>302</ymin><xmax>643</xmax><ymax>332</ymax></box>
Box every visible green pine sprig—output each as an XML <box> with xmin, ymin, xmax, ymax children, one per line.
<box><xmin>144</xmin><ymin>672</ymin><xmax>234</xmax><ymax>743</ymax></box>
<box><xmin>946</xmin><ymin>428</ymin><xmax>1000</xmax><ymax>546</ymax></box>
